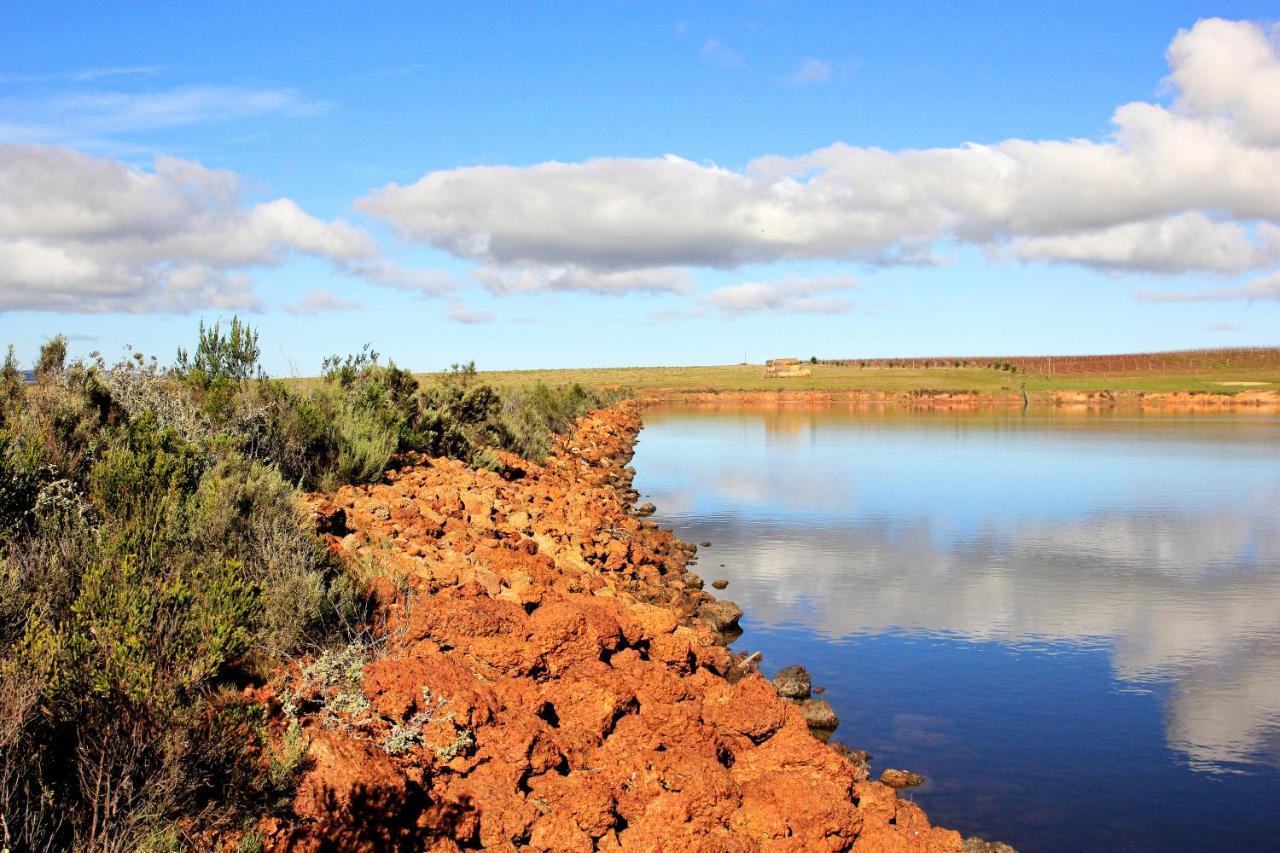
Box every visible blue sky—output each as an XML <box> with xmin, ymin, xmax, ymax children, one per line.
<box><xmin>1</xmin><ymin>2</ymin><xmax>1277</xmax><ymax>373</ymax></box>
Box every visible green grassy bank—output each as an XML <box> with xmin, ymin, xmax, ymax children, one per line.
<box><xmin>416</xmin><ymin>362</ymin><xmax>1280</xmax><ymax>396</ymax></box>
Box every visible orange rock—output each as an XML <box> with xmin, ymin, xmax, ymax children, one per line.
<box><xmin>281</xmin><ymin>402</ymin><xmax>971</xmax><ymax>851</ymax></box>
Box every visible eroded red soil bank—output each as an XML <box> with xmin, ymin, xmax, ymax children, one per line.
<box><xmin>262</xmin><ymin>402</ymin><xmax>1005</xmax><ymax>851</ymax></box>
<box><xmin>647</xmin><ymin>388</ymin><xmax>1279</xmax><ymax>412</ymax></box>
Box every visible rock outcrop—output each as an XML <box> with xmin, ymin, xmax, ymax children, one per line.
<box><xmin>267</xmin><ymin>401</ymin><xmax>970</xmax><ymax>851</ymax></box>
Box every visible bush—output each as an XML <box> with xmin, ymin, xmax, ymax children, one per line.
<box><xmin>331</xmin><ymin>399</ymin><xmax>398</xmax><ymax>487</ymax></box>
<box><xmin>35</xmin><ymin>334</ymin><xmax>68</xmax><ymax>380</ymax></box>
<box><xmin>175</xmin><ymin>317</ymin><xmax>262</xmax><ymax>389</ymax></box>
<box><xmin>500</xmin><ymin>383</ymin><xmax>592</xmax><ymax>461</ymax></box>
<box><xmin>0</xmin><ymin>319</ymin><xmax>622</xmax><ymax>846</ymax></box>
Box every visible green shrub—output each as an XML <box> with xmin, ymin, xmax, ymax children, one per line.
<box><xmin>62</xmin><ymin>557</ymin><xmax>256</xmax><ymax>707</ymax></box>
<box><xmin>0</xmin><ymin>428</ymin><xmax>46</xmax><ymax>538</ymax></box>
<box><xmin>498</xmin><ymin>382</ymin><xmax>609</xmax><ymax>462</ymax></box>
<box><xmin>175</xmin><ymin>317</ymin><xmax>262</xmax><ymax>389</ymax></box>
<box><xmin>331</xmin><ymin>399</ymin><xmax>398</xmax><ymax>487</ymax></box>
<box><xmin>190</xmin><ymin>455</ymin><xmax>332</xmax><ymax>661</ymax></box>
<box><xmin>252</xmin><ymin>379</ymin><xmax>336</xmax><ymax>487</ymax></box>
<box><xmin>35</xmin><ymin>334</ymin><xmax>68</xmax><ymax>380</ymax></box>
<box><xmin>267</xmin><ymin>720</ymin><xmax>309</xmax><ymax>794</ymax></box>
<box><xmin>0</xmin><ymin>321</ymin><xmax>622</xmax><ymax>846</ymax></box>
<box><xmin>1</xmin><ymin>345</ymin><xmax>22</xmax><ymax>407</ymax></box>
<box><xmin>236</xmin><ymin>828</ymin><xmax>266</xmax><ymax>853</ymax></box>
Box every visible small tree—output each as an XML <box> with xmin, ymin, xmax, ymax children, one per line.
<box><xmin>35</xmin><ymin>334</ymin><xmax>68</xmax><ymax>380</ymax></box>
<box><xmin>1</xmin><ymin>344</ymin><xmax>23</xmax><ymax>405</ymax></box>
<box><xmin>321</xmin><ymin>344</ymin><xmax>379</xmax><ymax>388</ymax></box>
<box><xmin>174</xmin><ymin>317</ymin><xmax>262</xmax><ymax>388</ymax></box>
<box><xmin>174</xmin><ymin>317</ymin><xmax>262</xmax><ymax>424</ymax></box>
<box><xmin>445</xmin><ymin>360</ymin><xmax>478</xmax><ymax>388</ymax></box>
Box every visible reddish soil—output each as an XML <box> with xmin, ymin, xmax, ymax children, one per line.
<box><xmin>647</xmin><ymin>389</ymin><xmax>1280</xmax><ymax>411</ymax></box>
<box><xmin>263</xmin><ymin>402</ymin><xmax>976</xmax><ymax>851</ymax></box>
<box><xmin>822</xmin><ymin>346</ymin><xmax>1280</xmax><ymax>376</ymax></box>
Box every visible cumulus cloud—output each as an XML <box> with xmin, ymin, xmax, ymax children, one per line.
<box><xmin>1166</xmin><ymin>18</ymin><xmax>1280</xmax><ymax>146</ymax></box>
<box><xmin>1135</xmin><ymin>271</ymin><xmax>1280</xmax><ymax>302</ymax></box>
<box><xmin>358</xmin><ymin>18</ymin><xmax>1280</xmax><ymax>287</ymax></box>
<box><xmin>0</xmin><ymin>144</ymin><xmax>436</xmax><ymax>313</ymax></box>
<box><xmin>779</xmin><ymin>58</ymin><xmax>832</xmax><ymax>86</ymax></box>
<box><xmin>282</xmin><ymin>288</ymin><xmax>362</xmax><ymax>316</ymax></box>
<box><xmin>706</xmin><ymin>273</ymin><xmax>858</xmax><ymax>315</ymax></box>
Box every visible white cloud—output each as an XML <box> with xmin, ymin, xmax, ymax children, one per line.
<box><xmin>701</xmin><ymin>37</ymin><xmax>743</xmax><ymax>67</ymax></box>
<box><xmin>1010</xmin><ymin>213</ymin><xmax>1280</xmax><ymax>273</ymax></box>
<box><xmin>706</xmin><ymin>273</ymin><xmax>858</xmax><ymax>316</ymax></box>
<box><xmin>282</xmin><ymin>288</ymin><xmax>362</xmax><ymax>316</ymax></box>
<box><xmin>447</xmin><ymin>300</ymin><xmax>494</xmax><ymax>324</ymax></box>
<box><xmin>649</xmin><ymin>438</ymin><xmax>1280</xmax><ymax>769</ymax></box>
<box><xmin>779</xmin><ymin>58</ymin><xmax>832</xmax><ymax>86</ymax></box>
<box><xmin>1166</xmin><ymin>18</ymin><xmax>1280</xmax><ymax>146</ymax></box>
<box><xmin>0</xmin><ymin>85</ymin><xmax>329</xmax><ymax>144</ymax></box>
<box><xmin>1136</xmin><ymin>271</ymin><xmax>1280</xmax><ymax>302</ymax></box>
<box><xmin>473</xmin><ymin>263</ymin><xmax>690</xmax><ymax>296</ymax></box>
<box><xmin>342</xmin><ymin>258</ymin><xmax>457</xmax><ymax>295</ymax></box>
<box><xmin>0</xmin><ymin>144</ymin><xmax>436</xmax><ymax>313</ymax></box>
<box><xmin>358</xmin><ymin>18</ymin><xmax>1280</xmax><ymax>286</ymax></box>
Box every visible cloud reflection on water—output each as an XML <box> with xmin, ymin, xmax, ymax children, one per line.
<box><xmin>634</xmin><ymin>408</ymin><xmax>1280</xmax><ymax>771</ymax></box>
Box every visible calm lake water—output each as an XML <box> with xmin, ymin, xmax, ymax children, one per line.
<box><xmin>631</xmin><ymin>405</ymin><xmax>1280</xmax><ymax>852</ymax></box>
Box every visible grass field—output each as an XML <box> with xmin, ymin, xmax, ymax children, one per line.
<box><xmin>413</xmin><ymin>362</ymin><xmax>1280</xmax><ymax>396</ymax></box>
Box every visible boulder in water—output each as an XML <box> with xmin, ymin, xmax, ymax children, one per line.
<box><xmin>880</xmin><ymin>768</ymin><xmax>925</xmax><ymax>789</ymax></box>
<box><xmin>697</xmin><ymin>599</ymin><xmax>743</xmax><ymax>632</ymax></box>
<box><xmin>772</xmin><ymin>665</ymin><xmax>811</xmax><ymax>700</ymax></box>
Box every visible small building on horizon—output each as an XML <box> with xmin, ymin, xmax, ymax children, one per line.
<box><xmin>763</xmin><ymin>358</ymin><xmax>812</xmax><ymax>378</ymax></box>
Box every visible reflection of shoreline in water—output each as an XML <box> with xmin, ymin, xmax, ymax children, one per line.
<box><xmin>675</xmin><ymin>405</ymin><xmax>1280</xmax><ymax>448</ymax></box>
<box><xmin>634</xmin><ymin>409</ymin><xmax>1280</xmax><ymax>772</ymax></box>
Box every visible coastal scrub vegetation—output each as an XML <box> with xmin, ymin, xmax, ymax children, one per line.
<box><xmin>0</xmin><ymin>319</ymin><xmax>615</xmax><ymax>851</ymax></box>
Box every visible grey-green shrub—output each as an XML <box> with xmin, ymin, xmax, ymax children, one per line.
<box><xmin>0</xmin><ymin>318</ymin><xmax>623</xmax><ymax>847</ymax></box>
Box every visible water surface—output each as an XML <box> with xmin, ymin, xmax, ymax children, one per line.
<box><xmin>631</xmin><ymin>406</ymin><xmax>1280</xmax><ymax>851</ymax></box>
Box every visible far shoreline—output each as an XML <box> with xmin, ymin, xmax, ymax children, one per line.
<box><xmin>398</xmin><ymin>350</ymin><xmax>1280</xmax><ymax>407</ymax></box>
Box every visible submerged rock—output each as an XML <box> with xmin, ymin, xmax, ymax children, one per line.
<box><xmin>963</xmin><ymin>838</ymin><xmax>1018</xmax><ymax>853</ymax></box>
<box><xmin>772</xmin><ymin>664</ymin><xmax>811</xmax><ymax>700</ymax></box>
<box><xmin>880</xmin><ymin>768</ymin><xmax>926</xmax><ymax>789</ymax></box>
<box><xmin>711</xmin><ymin>578</ymin><xmax>728</xmax><ymax>590</ymax></box>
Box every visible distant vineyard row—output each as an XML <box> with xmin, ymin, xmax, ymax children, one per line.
<box><xmin>820</xmin><ymin>347</ymin><xmax>1280</xmax><ymax>376</ymax></box>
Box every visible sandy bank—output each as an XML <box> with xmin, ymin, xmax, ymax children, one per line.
<box><xmin>256</xmin><ymin>402</ymin><xmax>1005</xmax><ymax>851</ymax></box>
